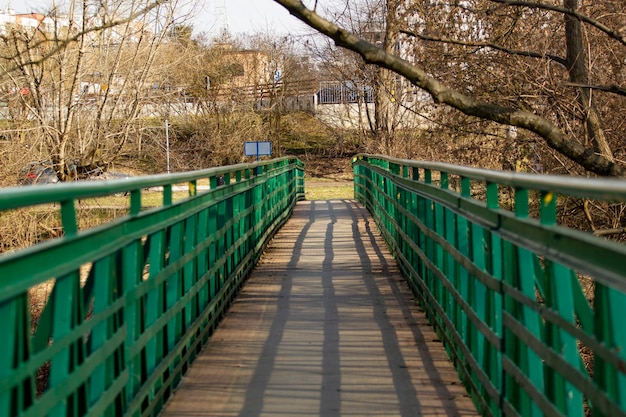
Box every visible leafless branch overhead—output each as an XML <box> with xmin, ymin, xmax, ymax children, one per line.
<box><xmin>272</xmin><ymin>0</ymin><xmax>624</xmax><ymax>176</ymax></box>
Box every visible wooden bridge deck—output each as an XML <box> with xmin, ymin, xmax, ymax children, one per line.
<box><xmin>161</xmin><ymin>200</ymin><xmax>478</xmax><ymax>417</ymax></box>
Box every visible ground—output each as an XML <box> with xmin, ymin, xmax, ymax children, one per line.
<box><xmin>299</xmin><ymin>154</ymin><xmax>354</xmax><ymax>181</ymax></box>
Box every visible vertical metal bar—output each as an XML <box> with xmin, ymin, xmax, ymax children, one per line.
<box><xmin>441</xmin><ymin>171</ymin><xmax>449</xmax><ymax>190</ymax></box>
<box><xmin>163</xmin><ymin>185</ymin><xmax>173</xmax><ymax>206</ymax></box>
<box><xmin>594</xmin><ymin>283</ymin><xmax>626</xmax><ymax>411</ymax></box>
<box><xmin>165</xmin><ymin>222</ymin><xmax>183</xmax><ymax>356</ymax></box>
<box><xmin>544</xmin><ymin>260</ymin><xmax>583</xmax><ymax>416</ymax></box>
<box><xmin>207</xmin><ymin>202</ymin><xmax>218</xmax><ymax>326</ymax></box>
<box><xmin>130</xmin><ymin>190</ymin><xmax>141</xmax><ymax>216</ymax></box>
<box><xmin>145</xmin><ymin>230</ymin><xmax>165</xmax><ymax>405</ymax></box>
<box><xmin>49</xmin><ymin>271</ymin><xmax>83</xmax><ymax>416</ymax></box>
<box><xmin>183</xmin><ymin>214</ymin><xmax>197</xmax><ymax>329</ymax></box>
<box><xmin>470</xmin><ymin>222</ymin><xmax>489</xmax><ymax>408</ymax></box>
<box><xmin>506</xmin><ymin>187</ymin><xmax>543</xmax><ymax>417</ymax></box>
<box><xmin>434</xmin><ymin>200</ymin><xmax>445</xmax><ymax>307</ymax></box>
<box><xmin>0</xmin><ymin>301</ymin><xmax>13</xmax><ymax>414</ymax></box>
<box><xmin>412</xmin><ymin>166</ymin><xmax>420</xmax><ymax>182</ymax></box>
<box><xmin>461</xmin><ymin>177</ymin><xmax>471</xmax><ymax>198</ymax></box>
<box><xmin>540</xmin><ymin>191</ymin><xmax>557</xmax><ymax>226</ymax></box>
<box><xmin>514</xmin><ymin>187</ymin><xmax>529</xmax><ymax>218</ymax></box>
<box><xmin>489</xmin><ymin>230</ymin><xmax>504</xmax><ymax>417</ymax></box>
<box><xmin>61</xmin><ymin>200</ymin><xmax>78</xmax><ymax>236</ymax></box>
<box><xmin>486</xmin><ymin>182</ymin><xmax>499</xmax><ymax>209</ymax></box>
<box><xmin>90</xmin><ymin>257</ymin><xmax>112</xmax><ymax>407</ymax></box>
<box><xmin>188</xmin><ymin>180</ymin><xmax>197</xmax><ymax>197</ymax></box>
<box><xmin>444</xmin><ymin>206</ymin><xmax>457</xmax><ymax>325</ymax></box>
<box><xmin>196</xmin><ymin>208</ymin><xmax>209</xmax><ymax>316</ymax></box>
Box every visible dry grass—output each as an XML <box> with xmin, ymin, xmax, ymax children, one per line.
<box><xmin>305</xmin><ymin>180</ymin><xmax>353</xmax><ymax>200</ymax></box>
<box><xmin>0</xmin><ymin>207</ymin><xmax>62</xmax><ymax>254</ymax></box>
<box><xmin>0</xmin><ymin>188</ymin><xmax>198</xmax><ymax>255</ymax></box>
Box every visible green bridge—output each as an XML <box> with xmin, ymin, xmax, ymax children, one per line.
<box><xmin>1</xmin><ymin>155</ymin><xmax>625</xmax><ymax>417</ymax></box>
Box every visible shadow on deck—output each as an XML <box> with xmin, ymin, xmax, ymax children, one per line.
<box><xmin>161</xmin><ymin>200</ymin><xmax>478</xmax><ymax>417</ymax></box>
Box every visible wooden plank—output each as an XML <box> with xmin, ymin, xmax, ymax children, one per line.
<box><xmin>162</xmin><ymin>200</ymin><xmax>478</xmax><ymax>417</ymax></box>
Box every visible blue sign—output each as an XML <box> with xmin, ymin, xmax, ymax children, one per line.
<box><xmin>244</xmin><ymin>141</ymin><xmax>272</xmax><ymax>160</ymax></box>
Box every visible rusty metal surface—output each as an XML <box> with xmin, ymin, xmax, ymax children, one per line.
<box><xmin>161</xmin><ymin>200</ymin><xmax>478</xmax><ymax>417</ymax></box>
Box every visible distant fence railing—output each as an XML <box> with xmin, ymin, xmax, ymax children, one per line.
<box><xmin>316</xmin><ymin>81</ymin><xmax>374</xmax><ymax>105</ymax></box>
<box><xmin>0</xmin><ymin>157</ymin><xmax>304</xmax><ymax>417</ymax></box>
<box><xmin>353</xmin><ymin>154</ymin><xmax>626</xmax><ymax>417</ymax></box>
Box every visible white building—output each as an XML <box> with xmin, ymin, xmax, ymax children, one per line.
<box><xmin>0</xmin><ymin>8</ymin><xmax>59</xmax><ymax>35</ymax></box>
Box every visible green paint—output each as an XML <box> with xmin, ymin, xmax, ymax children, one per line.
<box><xmin>353</xmin><ymin>154</ymin><xmax>626</xmax><ymax>417</ymax></box>
<box><xmin>0</xmin><ymin>157</ymin><xmax>304</xmax><ymax>417</ymax></box>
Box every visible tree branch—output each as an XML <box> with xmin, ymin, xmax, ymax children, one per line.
<box><xmin>489</xmin><ymin>0</ymin><xmax>626</xmax><ymax>47</ymax></box>
<box><xmin>273</xmin><ymin>0</ymin><xmax>625</xmax><ymax>177</ymax></box>
<box><xmin>400</xmin><ymin>28</ymin><xmax>568</xmax><ymax>67</ymax></box>
<box><xmin>0</xmin><ymin>0</ymin><xmax>169</xmax><ymax>70</ymax></box>
<box><xmin>594</xmin><ymin>227</ymin><xmax>626</xmax><ymax>237</ymax></box>
<box><xmin>563</xmin><ymin>82</ymin><xmax>626</xmax><ymax>98</ymax></box>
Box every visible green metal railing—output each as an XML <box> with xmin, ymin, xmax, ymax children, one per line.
<box><xmin>0</xmin><ymin>157</ymin><xmax>304</xmax><ymax>417</ymax></box>
<box><xmin>353</xmin><ymin>154</ymin><xmax>626</xmax><ymax>417</ymax></box>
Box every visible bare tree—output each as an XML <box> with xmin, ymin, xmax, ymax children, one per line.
<box><xmin>563</xmin><ymin>0</ymin><xmax>612</xmax><ymax>160</ymax></box>
<box><xmin>272</xmin><ymin>0</ymin><xmax>626</xmax><ymax>177</ymax></box>
<box><xmin>373</xmin><ymin>0</ymin><xmax>398</xmax><ymax>149</ymax></box>
<box><xmin>0</xmin><ymin>0</ymin><xmax>195</xmax><ymax>180</ymax></box>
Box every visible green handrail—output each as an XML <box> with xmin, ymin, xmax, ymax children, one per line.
<box><xmin>0</xmin><ymin>157</ymin><xmax>304</xmax><ymax>417</ymax></box>
<box><xmin>353</xmin><ymin>154</ymin><xmax>626</xmax><ymax>417</ymax></box>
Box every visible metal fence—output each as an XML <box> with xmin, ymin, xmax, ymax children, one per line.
<box><xmin>0</xmin><ymin>157</ymin><xmax>304</xmax><ymax>417</ymax></box>
<box><xmin>353</xmin><ymin>154</ymin><xmax>626</xmax><ymax>417</ymax></box>
<box><xmin>316</xmin><ymin>81</ymin><xmax>374</xmax><ymax>105</ymax></box>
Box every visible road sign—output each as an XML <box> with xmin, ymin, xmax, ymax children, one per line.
<box><xmin>244</xmin><ymin>141</ymin><xmax>272</xmax><ymax>161</ymax></box>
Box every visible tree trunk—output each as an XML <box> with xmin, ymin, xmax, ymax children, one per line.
<box><xmin>374</xmin><ymin>0</ymin><xmax>399</xmax><ymax>152</ymax></box>
<box><xmin>564</xmin><ymin>0</ymin><xmax>614</xmax><ymax>161</ymax></box>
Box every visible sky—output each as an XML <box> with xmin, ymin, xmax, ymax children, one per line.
<box><xmin>198</xmin><ymin>0</ymin><xmax>307</xmax><ymax>36</ymax></box>
<box><xmin>0</xmin><ymin>0</ymin><xmax>309</xmax><ymax>37</ymax></box>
